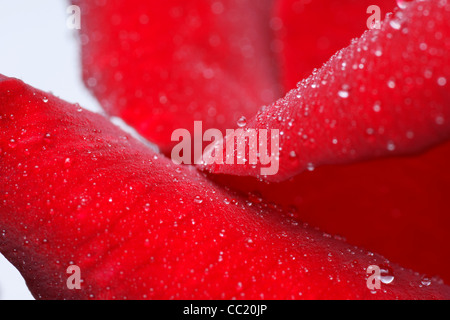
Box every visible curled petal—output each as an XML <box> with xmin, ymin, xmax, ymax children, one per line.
<box><xmin>73</xmin><ymin>0</ymin><xmax>280</xmax><ymax>154</ymax></box>
<box><xmin>202</xmin><ymin>0</ymin><xmax>450</xmax><ymax>182</ymax></box>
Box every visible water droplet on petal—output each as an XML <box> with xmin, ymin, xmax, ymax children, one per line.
<box><xmin>373</xmin><ymin>102</ymin><xmax>381</xmax><ymax>112</ymax></box>
<box><xmin>194</xmin><ymin>196</ymin><xmax>203</xmax><ymax>204</ymax></box>
<box><xmin>380</xmin><ymin>267</ymin><xmax>395</xmax><ymax>284</ymax></box>
<box><xmin>419</xmin><ymin>42</ymin><xmax>428</xmax><ymax>51</ymax></box>
<box><xmin>374</xmin><ymin>48</ymin><xmax>383</xmax><ymax>57</ymax></box>
<box><xmin>8</xmin><ymin>139</ymin><xmax>17</xmax><ymax>149</ymax></box>
<box><xmin>244</xmin><ymin>238</ymin><xmax>255</xmax><ymax>249</ymax></box>
<box><xmin>338</xmin><ymin>90</ymin><xmax>349</xmax><ymax>99</ymax></box>
<box><xmin>424</xmin><ymin>69</ymin><xmax>433</xmax><ymax>79</ymax></box>
<box><xmin>387</xmin><ymin>141</ymin><xmax>396</xmax><ymax>151</ymax></box>
<box><xmin>44</xmin><ymin>133</ymin><xmax>52</xmax><ymax>144</ymax></box>
<box><xmin>396</xmin><ymin>0</ymin><xmax>414</xmax><ymax>10</ymax></box>
<box><xmin>421</xmin><ymin>277</ymin><xmax>432</xmax><ymax>287</ymax></box>
<box><xmin>387</xmin><ymin>79</ymin><xmax>396</xmax><ymax>89</ymax></box>
<box><xmin>389</xmin><ymin>20</ymin><xmax>402</xmax><ymax>30</ymax></box>
<box><xmin>437</xmin><ymin>77</ymin><xmax>447</xmax><ymax>87</ymax></box>
<box><xmin>237</xmin><ymin>116</ymin><xmax>247</xmax><ymax>128</ymax></box>
<box><xmin>64</xmin><ymin>158</ymin><xmax>72</xmax><ymax>168</ymax></box>
<box><xmin>87</xmin><ymin>77</ymin><xmax>97</xmax><ymax>88</ymax></box>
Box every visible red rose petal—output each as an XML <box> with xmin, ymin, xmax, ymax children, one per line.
<box><xmin>207</xmin><ymin>140</ymin><xmax>450</xmax><ymax>284</ymax></box>
<box><xmin>275</xmin><ymin>0</ymin><xmax>396</xmax><ymax>90</ymax></box>
<box><xmin>1</xmin><ymin>75</ymin><xmax>449</xmax><ymax>299</ymax></box>
<box><xmin>72</xmin><ymin>0</ymin><xmax>280</xmax><ymax>154</ymax></box>
<box><xmin>202</xmin><ymin>0</ymin><xmax>450</xmax><ymax>182</ymax></box>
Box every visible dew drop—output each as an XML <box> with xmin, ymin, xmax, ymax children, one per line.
<box><xmin>244</xmin><ymin>238</ymin><xmax>255</xmax><ymax>249</ymax></box>
<box><xmin>396</xmin><ymin>0</ymin><xmax>414</xmax><ymax>10</ymax></box>
<box><xmin>437</xmin><ymin>77</ymin><xmax>447</xmax><ymax>87</ymax></box>
<box><xmin>338</xmin><ymin>90</ymin><xmax>349</xmax><ymax>99</ymax></box>
<box><xmin>373</xmin><ymin>102</ymin><xmax>381</xmax><ymax>113</ymax></box>
<box><xmin>380</xmin><ymin>267</ymin><xmax>395</xmax><ymax>284</ymax></box>
<box><xmin>42</xmin><ymin>97</ymin><xmax>49</xmax><ymax>103</ymax></box>
<box><xmin>87</xmin><ymin>77</ymin><xmax>97</xmax><ymax>87</ymax></box>
<box><xmin>44</xmin><ymin>133</ymin><xmax>52</xmax><ymax>144</ymax></box>
<box><xmin>64</xmin><ymin>158</ymin><xmax>72</xmax><ymax>168</ymax></box>
<box><xmin>387</xmin><ymin>79</ymin><xmax>396</xmax><ymax>89</ymax></box>
<box><xmin>421</xmin><ymin>277</ymin><xmax>432</xmax><ymax>287</ymax></box>
<box><xmin>387</xmin><ymin>141</ymin><xmax>396</xmax><ymax>151</ymax></box>
<box><xmin>424</xmin><ymin>69</ymin><xmax>433</xmax><ymax>79</ymax></box>
<box><xmin>8</xmin><ymin>139</ymin><xmax>17</xmax><ymax>149</ymax></box>
<box><xmin>194</xmin><ymin>196</ymin><xmax>203</xmax><ymax>204</ymax></box>
<box><xmin>237</xmin><ymin>116</ymin><xmax>247</xmax><ymax>128</ymax></box>
<box><xmin>389</xmin><ymin>20</ymin><xmax>402</xmax><ymax>30</ymax></box>
<box><xmin>374</xmin><ymin>48</ymin><xmax>383</xmax><ymax>57</ymax></box>
<box><xmin>306</xmin><ymin>163</ymin><xmax>315</xmax><ymax>172</ymax></box>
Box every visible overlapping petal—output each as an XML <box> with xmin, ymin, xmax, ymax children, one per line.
<box><xmin>73</xmin><ymin>0</ymin><xmax>280</xmax><ymax>154</ymax></box>
<box><xmin>203</xmin><ymin>0</ymin><xmax>450</xmax><ymax>181</ymax></box>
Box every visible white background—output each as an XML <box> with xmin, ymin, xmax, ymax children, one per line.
<box><xmin>0</xmin><ymin>0</ymin><xmax>102</xmax><ymax>299</ymax></box>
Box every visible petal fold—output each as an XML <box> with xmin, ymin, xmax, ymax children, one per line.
<box><xmin>202</xmin><ymin>0</ymin><xmax>450</xmax><ymax>182</ymax></box>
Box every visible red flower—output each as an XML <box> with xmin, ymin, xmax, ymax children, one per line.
<box><xmin>1</xmin><ymin>0</ymin><xmax>449</xmax><ymax>299</ymax></box>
